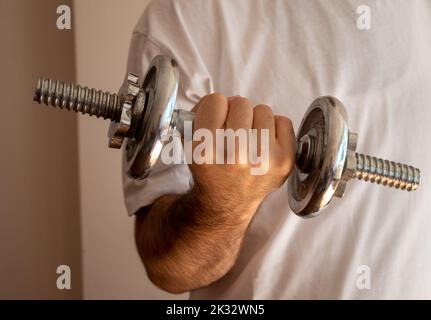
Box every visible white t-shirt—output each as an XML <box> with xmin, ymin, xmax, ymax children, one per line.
<box><xmin>122</xmin><ymin>0</ymin><xmax>431</xmax><ymax>299</ymax></box>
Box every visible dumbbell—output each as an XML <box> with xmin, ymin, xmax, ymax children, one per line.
<box><xmin>33</xmin><ymin>55</ymin><xmax>420</xmax><ymax>218</ymax></box>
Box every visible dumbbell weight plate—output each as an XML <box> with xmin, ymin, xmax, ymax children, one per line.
<box><xmin>288</xmin><ymin>96</ymin><xmax>351</xmax><ymax>218</ymax></box>
<box><xmin>125</xmin><ymin>56</ymin><xmax>180</xmax><ymax>179</ymax></box>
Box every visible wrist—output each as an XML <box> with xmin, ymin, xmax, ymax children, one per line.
<box><xmin>187</xmin><ymin>181</ymin><xmax>260</xmax><ymax>226</ymax></box>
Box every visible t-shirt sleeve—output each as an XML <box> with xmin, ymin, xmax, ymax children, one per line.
<box><xmin>121</xmin><ymin>1</ymin><xmax>213</xmax><ymax>216</ymax></box>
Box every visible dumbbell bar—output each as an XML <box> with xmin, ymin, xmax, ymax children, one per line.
<box><xmin>33</xmin><ymin>55</ymin><xmax>420</xmax><ymax>217</ymax></box>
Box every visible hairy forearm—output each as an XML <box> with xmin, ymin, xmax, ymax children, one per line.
<box><xmin>134</xmin><ymin>184</ymin><xmax>259</xmax><ymax>294</ymax></box>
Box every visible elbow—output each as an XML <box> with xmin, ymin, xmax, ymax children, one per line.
<box><xmin>136</xmin><ymin>235</ymin><xmax>231</xmax><ymax>294</ymax></box>
<box><xmin>144</xmin><ymin>257</ymin><xmax>228</xmax><ymax>294</ymax></box>
<box><xmin>146</xmin><ymin>266</ymin><xmax>191</xmax><ymax>294</ymax></box>
<box><xmin>133</xmin><ymin>202</ymin><xmax>227</xmax><ymax>294</ymax></box>
<box><xmin>135</xmin><ymin>224</ymin><xmax>193</xmax><ymax>293</ymax></box>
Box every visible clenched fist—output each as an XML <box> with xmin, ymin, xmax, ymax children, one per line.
<box><xmin>189</xmin><ymin>93</ymin><xmax>295</xmax><ymax>222</ymax></box>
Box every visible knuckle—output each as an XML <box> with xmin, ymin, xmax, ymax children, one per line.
<box><xmin>254</xmin><ymin>104</ymin><xmax>273</xmax><ymax>115</ymax></box>
<box><xmin>198</xmin><ymin>93</ymin><xmax>228</xmax><ymax>117</ymax></box>
<box><xmin>229</xmin><ymin>102</ymin><xmax>253</xmax><ymax>118</ymax></box>
<box><xmin>276</xmin><ymin>115</ymin><xmax>293</xmax><ymax>127</ymax></box>
<box><xmin>205</xmin><ymin>92</ymin><xmax>226</xmax><ymax>105</ymax></box>
<box><xmin>230</xmin><ymin>96</ymin><xmax>251</xmax><ymax>107</ymax></box>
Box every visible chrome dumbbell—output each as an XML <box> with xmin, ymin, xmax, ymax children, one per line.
<box><xmin>33</xmin><ymin>55</ymin><xmax>420</xmax><ymax>217</ymax></box>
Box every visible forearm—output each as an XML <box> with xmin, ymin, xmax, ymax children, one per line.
<box><xmin>134</xmin><ymin>185</ymin><xmax>259</xmax><ymax>293</ymax></box>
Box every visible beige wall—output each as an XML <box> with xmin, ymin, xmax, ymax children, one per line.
<box><xmin>0</xmin><ymin>0</ymin><xmax>184</xmax><ymax>300</ymax></box>
<box><xmin>73</xmin><ymin>0</ymin><xmax>187</xmax><ymax>299</ymax></box>
<box><xmin>0</xmin><ymin>0</ymin><xmax>82</xmax><ymax>299</ymax></box>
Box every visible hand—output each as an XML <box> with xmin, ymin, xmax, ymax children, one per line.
<box><xmin>189</xmin><ymin>93</ymin><xmax>296</xmax><ymax>222</ymax></box>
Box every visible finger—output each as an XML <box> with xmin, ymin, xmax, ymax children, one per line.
<box><xmin>194</xmin><ymin>93</ymin><xmax>228</xmax><ymax>132</ymax></box>
<box><xmin>274</xmin><ymin>115</ymin><xmax>295</xmax><ymax>152</ymax></box>
<box><xmin>252</xmin><ymin>104</ymin><xmax>275</xmax><ymax>140</ymax></box>
<box><xmin>225</xmin><ymin>96</ymin><xmax>253</xmax><ymax>130</ymax></box>
<box><xmin>252</xmin><ymin>104</ymin><xmax>275</xmax><ymax>158</ymax></box>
